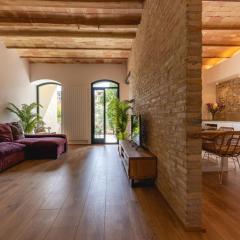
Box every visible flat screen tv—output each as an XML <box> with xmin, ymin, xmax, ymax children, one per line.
<box><xmin>131</xmin><ymin>115</ymin><xmax>142</xmax><ymax>147</ymax></box>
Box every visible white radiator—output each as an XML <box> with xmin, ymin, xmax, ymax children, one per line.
<box><xmin>62</xmin><ymin>85</ymin><xmax>91</xmax><ymax>144</ymax></box>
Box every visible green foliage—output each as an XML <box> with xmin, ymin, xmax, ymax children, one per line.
<box><xmin>6</xmin><ymin>102</ymin><xmax>43</xmax><ymax>134</ymax></box>
<box><xmin>94</xmin><ymin>91</ymin><xmax>104</xmax><ymax>136</ymax></box>
<box><xmin>108</xmin><ymin>97</ymin><xmax>131</xmax><ymax>140</ymax></box>
<box><xmin>57</xmin><ymin>105</ymin><xmax>62</xmax><ymax>123</ymax></box>
<box><xmin>106</xmin><ymin>89</ymin><xmax>118</xmax><ymax>132</ymax></box>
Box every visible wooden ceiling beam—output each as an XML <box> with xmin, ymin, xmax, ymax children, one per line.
<box><xmin>202</xmin><ymin>57</ymin><xmax>230</xmax><ymax>69</ymax></box>
<box><xmin>0</xmin><ymin>23</ymin><xmax>138</xmax><ymax>33</ymax></box>
<box><xmin>203</xmin><ymin>1</ymin><xmax>240</xmax><ymax>31</ymax></box>
<box><xmin>203</xmin><ymin>57</ymin><xmax>230</xmax><ymax>60</ymax></box>
<box><xmin>0</xmin><ymin>1</ymin><xmax>144</xmax><ymax>9</ymax></box>
<box><xmin>30</xmin><ymin>61</ymin><xmax>126</xmax><ymax>64</ymax></box>
<box><xmin>203</xmin><ymin>27</ymin><xmax>240</xmax><ymax>30</ymax></box>
<box><xmin>202</xmin><ymin>30</ymin><xmax>240</xmax><ymax>46</ymax></box>
<box><xmin>202</xmin><ymin>56</ymin><xmax>232</xmax><ymax>59</ymax></box>
<box><xmin>0</xmin><ymin>16</ymin><xmax>141</xmax><ymax>26</ymax></box>
<box><xmin>16</xmin><ymin>49</ymin><xmax>130</xmax><ymax>59</ymax></box>
<box><xmin>28</xmin><ymin>57</ymin><xmax>127</xmax><ymax>64</ymax></box>
<box><xmin>202</xmin><ymin>45</ymin><xmax>240</xmax><ymax>58</ymax></box>
<box><xmin>203</xmin><ymin>44</ymin><xmax>240</xmax><ymax>47</ymax></box>
<box><xmin>27</xmin><ymin>57</ymin><xmax>127</xmax><ymax>63</ymax></box>
<box><xmin>7</xmin><ymin>46</ymin><xmax>131</xmax><ymax>50</ymax></box>
<box><xmin>0</xmin><ymin>31</ymin><xmax>136</xmax><ymax>39</ymax></box>
<box><xmin>0</xmin><ymin>8</ymin><xmax>142</xmax><ymax>14</ymax></box>
<box><xmin>26</xmin><ymin>56</ymin><xmax>128</xmax><ymax>59</ymax></box>
<box><xmin>0</xmin><ymin>37</ymin><xmax>133</xmax><ymax>50</ymax></box>
<box><xmin>202</xmin><ymin>0</ymin><xmax>240</xmax><ymax>2</ymax></box>
<box><xmin>21</xmin><ymin>56</ymin><xmax>129</xmax><ymax>59</ymax></box>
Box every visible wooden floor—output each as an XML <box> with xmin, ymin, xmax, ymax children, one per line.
<box><xmin>0</xmin><ymin>145</ymin><xmax>240</xmax><ymax>240</ymax></box>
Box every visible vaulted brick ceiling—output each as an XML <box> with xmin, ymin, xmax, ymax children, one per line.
<box><xmin>0</xmin><ymin>0</ymin><xmax>144</xmax><ymax>64</ymax></box>
<box><xmin>203</xmin><ymin>0</ymin><xmax>240</xmax><ymax>69</ymax></box>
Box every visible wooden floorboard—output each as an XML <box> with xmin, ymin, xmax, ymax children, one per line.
<box><xmin>0</xmin><ymin>145</ymin><xmax>239</xmax><ymax>240</ymax></box>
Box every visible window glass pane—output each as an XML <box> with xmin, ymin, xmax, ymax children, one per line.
<box><xmin>93</xmin><ymin>81</ymin><xmax>118</xmax><ymax>88</ymax></box>
<box><xmin>94</xmin><ymin>90</ymin><xmax>104</xmax><ymax>139</ymax></box>
<box><xmin>105</xmin><ymin>88</ymin><xmax>118</xmax><ymax>143</ymax></box>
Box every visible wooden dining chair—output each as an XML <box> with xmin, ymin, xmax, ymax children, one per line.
<box><xmin>202</xmin><ymin>131</ymin><xmax>240</xmax><ymax>184</ymax></box>
<box><xmin>203</xmin><ymin>128</ymin><xmax>233</xmax><ymax>162</ymax></box>
<box><xmin>231</xmin><ymin>132</ymin><xmax>240</xmax><ymax>170</ymax></box>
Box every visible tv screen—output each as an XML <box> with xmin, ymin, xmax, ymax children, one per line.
<box><xmin>131</xmin><ymin>115</ymin><xmax>141</xmax><ymax>146</ymax></box>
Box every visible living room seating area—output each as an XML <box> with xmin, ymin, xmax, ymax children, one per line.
<box><xmin>0</xmin><ymin>123</ymin><xmax>67</xmax><ymax>172</ymax></box>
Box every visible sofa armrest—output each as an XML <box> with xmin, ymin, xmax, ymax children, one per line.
<box><xmin>25</xmin><ymin>134</ymin><xmax>67</xmax><ymax>139</ymax></box>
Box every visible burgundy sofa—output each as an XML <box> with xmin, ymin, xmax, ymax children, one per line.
<box><xmin>0</xmin><ymin>142</ymin><xmax>25</xmax><ymax>172</ymax></box>
<box><xmin>0</xmin><ymin>123</ymin><xmax>67</xmax><ymax>172</ymax></box>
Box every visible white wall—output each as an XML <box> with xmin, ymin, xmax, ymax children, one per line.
<box><xmin>30</xmin><ymin>63</ymin><xmax>128</xmax><ymax>99</ymax></box>
<box><xmin>0</xmin><ymin>42</ymin><xmax>35</xmax><ymax>122</ymax></box>
<box><xmin>30</xmin><ymin>63</ymin><xmax>129</xmax><ymax>143</ymax></box>
<box><xmin>202</xmin><ymin>53</ymin><xmax>240</xmax><ymax>120</ymax></box>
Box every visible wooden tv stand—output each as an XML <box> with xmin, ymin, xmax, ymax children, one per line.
<box><xmin>118</xmin><ymin>140</ymin><xmax>157</xmax><ymax>187</ymax></box>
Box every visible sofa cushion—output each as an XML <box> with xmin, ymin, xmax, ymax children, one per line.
<box><xmin>8</xmin><ymin>122</ymin><xmax>25</xmax><ymax>140</ymax></box>
<box><xmin>16</xmin><ymin>137</ymin><xmax>67</xmax><ymax>159</ymax></box>
<box><xmin>0</xmin><ymin>124</ymin><xmax>13</xmax><ymax>142</ymax></box>
<box><xmin>0</xmin><ymin>142</ymin><xmax>25</xmax><ymax>157</ymax></box>
<box><xmin>16</xmin><ymin>137</ymin><xmax>66</xmax><ymax>146</ymax></box>
<box><xmin>25</xmin><ymin>134</ymin><xmax>66</xmax><ymax>139</ymax></box>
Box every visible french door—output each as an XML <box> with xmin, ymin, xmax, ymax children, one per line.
<box><xmin>91</xmin><ymin>81</ymin><xmax>119</xmax><ymax>144</ymax></box>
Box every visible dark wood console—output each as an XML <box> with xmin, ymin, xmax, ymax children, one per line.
<box><xmin>118</xmin><ymin>140</ymin><xmax>157</xmax><ymax>187</ymax></box>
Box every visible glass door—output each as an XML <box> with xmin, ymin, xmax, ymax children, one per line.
<box><xmin>105</xmin><ymin>88</ymin><xmax>118</xmax><ymax>143</ymax></box>
<box><xmin>92</xmin><ymin>81</ymin><xmax>119</xmax><ymax>144</ymax></box>
<box><xmin>93</xmin><ymin>89</ymin><xmax>105</xmax><ymax>144</ymax></box>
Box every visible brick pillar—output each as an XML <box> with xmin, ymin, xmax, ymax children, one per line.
<box><xmin>186</xmin><ymin>0</ymin><xmax>202</xmax><ymax>229</ymax></box>
<box><xmin>128</xmin><ymin>0</ymin><xmax>202</xmax><ymax>229</ymax></box>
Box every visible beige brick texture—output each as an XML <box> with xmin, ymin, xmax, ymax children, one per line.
<box><xmin>128</xmin><ymin>0</ymin><xmax>202</xmax><ymax>229</ymax></box>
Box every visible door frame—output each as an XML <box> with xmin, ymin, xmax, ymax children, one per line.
<box><xmin>36</xmin><ymin>82</ymin><xmax>63</xmax><ymax>133</ymax></box>
<box><xmin>91</xmin><ymin>80</ymin><xmax>120</xmax><ymax>144</ymax></box>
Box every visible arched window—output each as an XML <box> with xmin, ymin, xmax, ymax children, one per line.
<box><xmin>91</xmin><ymin>80</ymin><xmax>119</xmax><ymax>144</ymax></box>
<box><xmin>37</xmin><ymin>82</ymin><xmax>62</xmax><ymax>133</ymax></box>
<box><xmin>92</xmin><ymin>81</ymin><xmax>119</xmax><ymax>88</ymax></box>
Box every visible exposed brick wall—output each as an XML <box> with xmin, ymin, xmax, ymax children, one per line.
<box><xmin>216</xmin><ymin>78</ymin><xmax>240</xmax><ymax>121</ymax></box>
<box><xmin>128</xmin><ymin>0</ymin><xmax>202</xmax><ymax>229</ymax></box>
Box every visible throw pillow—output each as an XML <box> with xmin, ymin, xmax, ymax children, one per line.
<box><xmin>9</xmin><ymin>122</ymin><xmax>25</xmax><ymax>140</ymax></box>
<box><xmin>0</xmin><ymin>124</ymin><xmax>13</xmax><ymax>142</ymax></box>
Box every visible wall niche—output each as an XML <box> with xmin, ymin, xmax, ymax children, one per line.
<box><xmin>216</xmin><ymin>77</ymin><xmax>240</xmax><ymax>121</ymax></box>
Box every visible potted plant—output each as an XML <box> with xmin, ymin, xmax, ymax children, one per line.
<box><xmin>206</xmin><ymin>102</ymin><xmax>225</xmax><ymax>120</ymax></box>
<box><xmin>107</xmin><ymin>97</ymin><xmax>131</xmax><ymax>141</ymax></box>
<box><xmin>6</xmin><ymin>102</ymin><xmax>44</xmax><ymax>134</ymax></box>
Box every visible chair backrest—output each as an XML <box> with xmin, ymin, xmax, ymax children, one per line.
<box><xmin>219</xmin><ymin>127</ymin><xmax>234</xmax><ymax>131</ymax></box>
<box><xmin>231</xmin><ymin>131</ymin><xmax>240</xmax><ymax>156</ymax></box>
<box><xmin>214</xmin><ymin>131</ymin><xmax>240</xmax><ymax>157</ymax></box>
<box><xmin>204</xmin><ymin>123</ymin><xmax>217</xmax><ymax>130</ymax></box>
